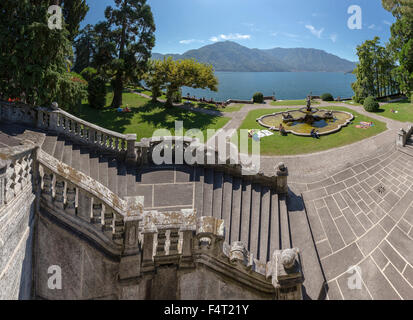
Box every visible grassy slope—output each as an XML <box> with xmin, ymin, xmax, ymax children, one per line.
<box><xmin>236</xmin><ymin>106</ymin><xmax>387</xmax><ymax>156</ymax></box>
<box><xmin>75</xmin><ymin>90</ymin><xmax>229</xmax><ymax>141</ymax></box>
<box><xmin>373</xmin><ymin>100</ymin><xmax>413</xmax><ymax>123</ymax></box>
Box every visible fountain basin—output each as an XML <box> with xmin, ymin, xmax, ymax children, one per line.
<box><xmin>257</xmin><ymin>109</ymin><xmax>354</xmax><ymax>136</ymax></box>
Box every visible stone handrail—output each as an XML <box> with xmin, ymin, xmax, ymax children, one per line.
<box><xmin>37</xmin><ymin>149</ymin><xmax>143</xmax><ymax>254</ymax></box>
<box><xmin>0</xmin><ymin>100</ymin><xmax>137</xmax><ymax>162</ymax></box>
<box><xmin>0</xmin><ymin>144</ymin><xmax>36</xmax><ymax>207</ymax></box>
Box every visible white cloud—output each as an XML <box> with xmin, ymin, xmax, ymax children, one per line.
<box><xmin>281</xmin><ymin>32</ymin><xmax>300</xmax><ymax>38</ymax></box>
<box><xmin>368</xmin><ymin>24</ymin><xmax>382</xmax><ymax>31</ymax></box>
<box><xmin>179</xmin><ymin>39</ymin><xmax>204</xmax><ymax>45</ymax></box>
<box><xmin>383</xmin><ymin>20</ymin><xmax>392</xmax><ymax>26</ymax></box>
<box><xmin>368</xmin><ymin>24</ymin><xmax>376</xmax><ymax>29</ymax></box>
<box><xmin>209</xmin><ymin>33</ymin><xmax>251</xmax><ymax>42</ymax></box>
<box><xmin>305</xmin><ymin>25</ymin><xmax>324</xmax><ymax>38</ymax></box>
<box><xmin>330</xmin><ymin>34</ymin><xmax>338</xmax><ymax>43</ymax></box>
<box><xmin>271</xmin><ymin>32</ymin><xmax>278</xmax><ymax>37</ymax></box>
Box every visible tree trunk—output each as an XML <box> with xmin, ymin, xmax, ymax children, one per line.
<box><xmin>111</xmin><ymin>73</ymin><xmax>123</xmax><ymax>108</ymax></box>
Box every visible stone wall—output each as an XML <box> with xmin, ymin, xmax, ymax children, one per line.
<box><xmin>0</xmin><ymin>160</ymin><xmax>36</xmax><ymax>300</ymax></box>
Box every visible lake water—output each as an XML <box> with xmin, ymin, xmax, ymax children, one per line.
<box><xmin>181</xmin><ymin>72</ymin><xmax>356</xmax><ymax>101</ymax></box>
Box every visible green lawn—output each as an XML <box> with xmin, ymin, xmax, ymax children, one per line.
<box><xmin>371</xmin><ymin>100</ymin><xmax>413</xmax><ymax>123</ymax></box>
<box><xmin>234</xmin><ymin>106</ymin><xmax>387</xmax><ymax>156</ymax></box>
<box><xmin>270</xmin><ymin>99</ymin><xmax>320</xmax><ymax>106</ymax></box>
<box><xmin>182</xmin><ymin>100</ymin><xmax>244</xmax><ymax>113</ymax></box>
<box><xmin>75</xmin><ymin>90</ymin><xmax>230</xmax><ymax>141</ymax></box>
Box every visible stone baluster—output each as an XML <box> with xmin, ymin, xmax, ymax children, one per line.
<box><xmin>96</xmin><ymin>130</ymin><xmax>102</xmax><ymax>147</ymax></box>
<box><xmin>91</xmin><ymin>199</ymin><xmax>103</xmax><ymax>224</ymax></box>
<box><xmin>5</xmin><ymin>162</ymin><xmax>15</xmax><ymax>204</ymax></box>
<box><xmin>88</xmin><ymin>128</ymin><xmax>95</xmax><ymax>145</ymax></box>
<box><xmin>41</xmin><ymin>167</ymin><xmax>54</xmax><ymax>202</ymax></box>
<box><xmin>169</xmin><ymin>228</ymin><xmax>180</xmax><ymax>256</ymax></box>
<box><xmin>49</xmin><ymin>111</ymin><xmax>59</xmax><ymax>132</ymax></box>
<box><xmin>114</xmin><ymin>138</ymin><xmax>120</xmax><ymax>152</ymax></box>
<box><xmin>112</xmin><ymin>213</ymin><xmax>124</xmax><ymax>244</ymax></box>
<box><xmin>156</xmin><ymin>229</ymin><xmax>167</xmax><ymax>257</ymax></box>
<box><xmin>77</xmin><ymin>189</ymin><xmax>92</xmax><ymax>222</ymax></box>
<box><xmin>54</xmin><ymin>178</ymin><xmax>65</xmax><ymax>210</ymax></box>
<box><xmin>102</xmin><ymin>206</ymin><xmax>114</xmax><ymax>238</ymax></box>
<box><xmin>65</xmin><ymin>183</ymin><xmax>77</xmax><ymax>215</ymax></box>
<box><xmin>126</xmin><ymin>134</ymin><xmax>137</xmax><ymax>164</ymax></box>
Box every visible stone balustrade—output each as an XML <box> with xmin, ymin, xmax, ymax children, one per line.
<box><xmin>37</xmin><ymin>149</ymin><xmax>143</xmax><ymax>255</ymax></box>
<box><xmin>0</xmin><ymin>144</ymin><xmax>36</xmax><ymax>208</ymax></box>
<box><xmin>0</xmin><ymin>100</ymin><xmax>137</xmax><ymax>162</ymax></box>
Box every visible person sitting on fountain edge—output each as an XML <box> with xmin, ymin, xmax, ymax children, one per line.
<box><xmin>311</xmin><ymin>129</ymin><xmax>320</xmax><ymax>139</ymax></box>
<box><xmin>279</xmin><ymin>123</ymin><xmax>287</xmax><ymax>136</ymax></box>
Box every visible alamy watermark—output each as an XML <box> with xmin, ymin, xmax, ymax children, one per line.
<box><xmin>347</xmin><ymin>5</ymin><xmax>362</xmax><ymax>30</ymax></box>
<box><xmin>48</xmin><ymin>5</ymin><xmax>63</xmax><ymax>30</ymax></box>
<box><xmin>151</xmin><ymin>121</ymin><xmax>261</xmax><ymax>175</ymax></box>
<box><xmin>48</xmin><ymin>265</ymin><xmax>62</xmax><ymax>290</ymax></box>
<box><xmin>347</xmin><ymin>265</ymin><xmax>362</xmax><ymax>290</ymax></box>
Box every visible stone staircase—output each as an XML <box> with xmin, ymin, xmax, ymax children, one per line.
<box><xmin>0</xmin><ymin>100</ymin><xmax>326</xmax><ymax>299</ymax></box>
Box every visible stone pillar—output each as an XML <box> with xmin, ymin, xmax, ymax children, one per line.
<box><xmin>179</xmin><ymin>226</ymin><xmax>195</xmax><ymax>268</ymax></box>
<box><xmin>271</xmin><ymin>248</ymin><xmax>304</xmax><ymax>300</ymax></box>
<box><xmin>48</xmin><ymin>111</ymin><xmax>59</xmax><ymax>132</ymax></box>
<box><xmin>276</xmin><ymin>162</ymin><xmax>289</xmax><ymax>194</ymax></box>
<box><xmin>0</xmin><ymin>159</ymin><xmax>7</xmax><ymax>207</ymax></box>
<box><xmin>119</xmin><ymin>215</ymin><xmax>141</xmax><ymax>281</ymax></box>
<box><xmin>397</xmin><ymin>128</ymin><xmax>407</xmax><ymax>147</ymax></box>
<box><xmin>142</xmin><ymin>225</ymin><xmax>157</xmax><ymax>273</ymax></box>
<box><xmin>126</xmin><ymin>134</ymin><xmax>137</xmax><ymax>164</ymax></box>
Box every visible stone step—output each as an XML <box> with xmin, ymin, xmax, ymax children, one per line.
<box><xmin>79</xmin><ymin>148</ymin><xmax>90</xmax><ymax>177</ymax></box>
<box><xmin>249</xmin><ymin>183</ymin><xmax>262</xmax><ymax>257</ymax></box>
<box><xmin>202</xmin><ymin>168</ymin><xmax>214</xmax><ymax>217</ymax></box>
<box><xmin>269</xmin><ymin>191</ymin><xmax>280</xmax><ymax>257</ymax></box>
<box><xmin>89</xmin><ymin>154</ymin><xmax>99</xmax><ymax>182</ymax></box>
<box><xmin>71</xmin><ymin>146</ymin><xmax>81</xmax><ymax>172</ymax></box>
<box><xmin>240</xmin><ymin>181</ymin><xmax>252</xmax><ymax>248</ymax></box>
<box><xmin>212</xmin><ymin>171</ymin><xmax>224</xmax><ymax>219</ymax></box>
<box><xmin>259</xmin><ymin>186</ymin><xmax>271</xmax><ymax>262</ymax></box>
<box><xmin>230</xmin><ymin>177</ymin><xmax>242</xmax><ymax>243</ymax></box>
<box><xmin>52</xmin><ymin>137</ymin><xmax>65</xmax><ymax>162</ymax></box>
<box><xmin>221</xmin><ymin>174</ymin><xmax>233</xmax><ymax>244</ymax></box>
<box><xmin>61</xmin><ymin>141</ymin><xmax>73</xmax><ymax>169</ymax></box>
<box><xmin>98</xmin><ymin>158</ymin><xmax>109</xmax><ymax>188</ymax></box>
<box><xmin>279</xmin><ymin>195</ymin><xmax>291</xmax><ymax>249</ymax></box>
<box><xmin>41</xmin><ymin>134</ymin><xmax>57</xmax><ymax>155</ymax></box>
<box><xmin>107</xmin><ymin>159</ymin><xmax>118</xmax><ymax>195</ymax></box>
<box><xmin>116</xmin><ymin>163</ymin><xmax>128</xmax><ymax>199</ymax></box>
<box><xmin>287</xmin><ymin>193</ymin><xmax>326</xmax><ymax>300</ymax></box>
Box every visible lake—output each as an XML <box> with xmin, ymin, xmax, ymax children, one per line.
<box><xmin>181</xmin><ymin>72</ymin><xmax>356</xmax><ymax>101</ymax></box>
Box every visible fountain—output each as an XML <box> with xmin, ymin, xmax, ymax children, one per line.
<box><xmin>257</xmin><ymin>95</ymin><xmax>354</xmax><ymax>137</ymax></box>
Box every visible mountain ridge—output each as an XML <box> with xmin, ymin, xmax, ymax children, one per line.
<box><xmin>152</xmin><ymin>41</ymin><xmax>356</xmax><ymax>73</ymax></box>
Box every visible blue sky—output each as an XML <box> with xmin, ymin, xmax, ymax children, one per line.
<box><xmin>82</xmin><ymin>0</ymin><xmax>396</xmax><ymax>62</ymax></box>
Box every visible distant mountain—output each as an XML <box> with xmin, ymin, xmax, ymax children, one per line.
<box><xmin>152</xmin><ymin>41</ymin><xmax>356</xmax><ymax>73</ymax></box>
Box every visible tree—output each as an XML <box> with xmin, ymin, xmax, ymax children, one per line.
<box><xmin>0</xmin><ymin>0</ymin><xmax>86</xmax><ymax>110</ymax></box>
<box><xmin>94</xmin><ymin>0</ymin><xmax>156</xmax><ymax>109</ymax></box>
<box><xmin>145</xmin><ymin>57</ymin><xmax>218</xmax><ymax>107</ymax></box>
<box><xmin>382</xmin><ymin>0</ymin><xmax>413</xmax><ymax>93</ymax></box>
<box><xmin>61</xmin><ymin>0</ymin><xmax>90</xmax><ymax>42</ymax></box>
<box><xmin>73</xmin><ymin>24</ymin><xmax>96</xmax><ymax>73</ymax></box>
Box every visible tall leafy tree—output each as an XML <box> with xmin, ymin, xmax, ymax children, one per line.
<box><xmin>61</xmin><ymin>0</ymin><xmax>89</xmax><ymax>42</ymax></box>
<box><xmin>94</xmin><ymin>0</ymin><xmax>156</xmax><ymax>108</ymax></box>
<box><xmin>145</xmin><ymin>57</ymin><xmax>218</xmax><ymax>107</ymax></box>
<box><xmin>382</xmin><ymin>0</ymin><xmax>413</xmax><ymax>93</ymax></box>
<box><xmin>73</xmin><ymin>24</ymin><xmax>96</xmax><ymax>73</ymax></box>
<box><xmin>0</xmin><ymin>0</ymin><xmax>86</xmax><ymax>109</ymax></box>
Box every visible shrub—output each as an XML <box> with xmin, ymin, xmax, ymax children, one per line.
<box><xmin>363</xmin><ymin>96</ymin><xmax>379</xmax><ymax>112</ymax></box>
<box><xmin>80</xmin><ymin>67</ymin><xmax>98</xmax><ymax>83</ymax></box>
<box><xmin>253</xmin><ymin>92</ymin><xmax>264</xmax><ymax>103</ymax></box>
<box><xmin>88</xmin><ymin>75</ymin><xmax>107</xmax><ymax>109</ymax></box>
<box><xmin>172</xmin><ymin>89</ymin><xmax>182</xmax><ymax>103</ymax></box>
<box><xmin>321</xmin><ymin>93</ymin><xmax>334</xmax><ymax>101</ymax></box>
